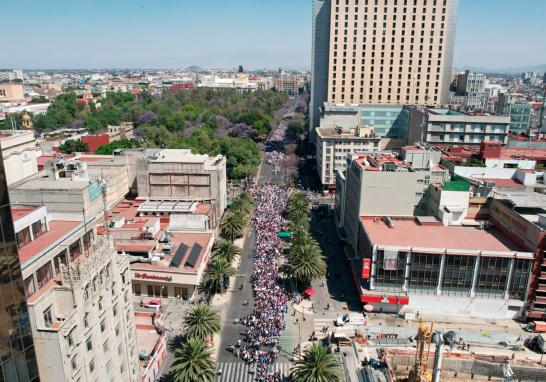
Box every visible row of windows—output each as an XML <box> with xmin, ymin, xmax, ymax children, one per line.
<box><xmin>373</xmin><ymin>252</ymin><xmax>531</xmax><ymax>300</ymax></box>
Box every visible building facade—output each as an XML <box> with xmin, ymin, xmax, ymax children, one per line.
<box><xmin>310</xmin><ymin>0</ymin><xmax>459</xmax><ymax>133</ymax></box>
<box><xmin>0</xmin><ymin>150</ymin><xmax>39</xmax><ymax>381</ymax></box>
<box><xmin>136</xmin><ymin>149</ymin><xmax>227</xmax><ymax>220</ymax></box>
<box><xmin>408</xmin><ymin>108</ymin><xmax>511</xmax><ymax>145</ymax></box>
<box><xmin>310</xmin><ymin>0</ymin><xmax>332</xmax><ymax>134</ymax></box>
<box><xmin>0</xmin><ymin>130</ymin><xmax>41</xmax><ymax>186</ymax></box>
<box><xmin>509</xmin><ymin>102</ymin><xmax>531</xmax><ymax>135</ymax></box>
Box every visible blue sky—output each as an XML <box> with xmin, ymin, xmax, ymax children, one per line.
<box><xmin>1</xmin><ymin>0</ymin><xmax>545</xmax><ymax>70</ymax></box>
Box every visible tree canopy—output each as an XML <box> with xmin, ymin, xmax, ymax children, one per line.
<box><xmin>58</xmin><ymin>139</ymin><xmax>89</xmax><ymax>154</ymax></box>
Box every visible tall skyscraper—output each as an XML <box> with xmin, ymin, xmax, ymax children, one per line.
<box><xmin>310</xmin><ymin>0</ymin><xmax>459</xmax><ymax>132</ymax></box>
<box><xmin>0</xmin><ymin>151</ymin><xmax>39</xmax><ymax>381</ymax></box>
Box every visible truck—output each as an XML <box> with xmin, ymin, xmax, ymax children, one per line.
<box><xmin>526</xmin><ymin>321</ymin><xmax>546</xmax><ymax>333</ymax></box>
<box><xmin>335</xmin><ymin>312</ymin><xmax>366</xmax><ymax>327</ymax></box>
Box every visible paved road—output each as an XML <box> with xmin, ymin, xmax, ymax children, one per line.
<box><xmin>217</xmin><ymin>222</ymin><xmax>257</xmax><ymax>363</ymax></box>
<box><xmin>216</xmin><ymin>361</ymin><xmax>290</xmax><ymax>382</ymax></box>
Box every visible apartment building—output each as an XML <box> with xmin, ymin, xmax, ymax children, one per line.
<box><xmin>136</xmin><ymin>149</ymin><xmax>227</xmax><ymax>220</ymax></box>
<box><xmin>273</xmin><ymin>74</ymin><xmax>305</xmax><ymax>94</ymax></box>
<box><xmin>0</xmin><ymin>82</ymin><xmax>24</xmax><ymax>102</ymax></box>
<box><xmin>0</xmin><ymin>150</ymin><xmax>39</xmax><ymax>381</ymax></box>
<box><xmin>310</xmin><ymin>0</ymin><xmax>459</xmax><ymax>132</ymax></box>
<box><xmin>108</xmin><ymin>122</ymin><xmax>134</xmax><ymax>141</ymax></box>
<box><xmin>407</xmin><ymin>107</ymin><xmax>511</xmax><ymax>145</ymax></box>
<box><xmin>15</xmin><ymin>203</ymin><xmax>140</xmax><ymax>381</ymax></box>
<box><xmin>316</xmin><ymin>124</ymin><xmax>380</xmax><ymax>187</ymax></box>
<box><xmin>450</xmin><ymin>70</ymin><xmax>488</xmax><ymax>111</ymax></box>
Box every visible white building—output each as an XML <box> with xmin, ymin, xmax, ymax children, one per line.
<box><xmin>0</xmin><ymin>130</ymin><xmax>41</xmax><ymax>185</ymax></box>
<box><xmin>14</xmin><ymin>203</ymin><xmax>140</xmax><ymax>382</ymax></box>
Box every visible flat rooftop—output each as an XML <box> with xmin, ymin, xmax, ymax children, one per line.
<box><xmin>138</xmin><ymin>200</ymin><xmax>198</xmax><ymax>214</ymax></box>
<box><xmin>11</xmin><ymin>206</ymin><xmax>40</xmax><ymax>222</ymax></box>
<box><xmin>353</xmin><ymin>153</ymin><xmax>412</xmax><ymax>172</ymax></box>
<box><xmin>130</xmin><ymin>232</ymin><xmax>212</xmax><ymax>274</ymax></box>
<box><xmin>19</xmin><ymin>220</ymin><xmax>81</xmax><ymax>267</ymax></box>
<box><xmin>316</xmin><ymin>127</ymin><xmax>378</xmax><ymax>139</ymax></box>
<box><xmin>361</xmin><ymin>217</ymin><xmax>527</xmax><ymax>254</ymax></box>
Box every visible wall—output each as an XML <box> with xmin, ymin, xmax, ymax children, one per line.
<box><xmin>453</xmin><ymin>166</ymin><xmax>517</xmax><ymax>179</ymax></box>
<box><xmin>81</xmin><ymin>134</ymin><xmax>109</xmax><ymax>153</ymax></box>
<box><xmin>360</xmin><ymin>171</ymin><xmax>420</xmax><ymax>217</ymax></box>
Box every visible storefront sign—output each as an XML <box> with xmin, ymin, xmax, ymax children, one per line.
<box><xmin>361</xmin><ymin>259</ymin><xmax>371</xmax><ymax>279</ymax></box>
<box><xmin>135</xmin><ymin>273</ymin><xmax>172</xmax><ymax>282</ymax></box>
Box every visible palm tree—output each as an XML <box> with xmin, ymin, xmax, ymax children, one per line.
<box><xmin>200</xmin><ymin>257</ymin><xmax>236</xmax><ymax>295</ymax></box>
<box><xmin>220</xmin><ymin>211</ymin><xmax>245</xmax><ymax>242</ymax></box>
<box><xmin>212</xmin><ymin>239</ymin><xmax>241</xmax><ymax>263</ymax></box>
<box><xmin>290</xmin><ymin>343</ymin><xmax>343</xmax><ymax>382</ymax></box>
<box><xmin>183</xmin><ymin>304</ymin><xmax>221</xmax><ymax>341</ymax></box>
<box><xmin>171</xmin><ymin>337</ymin><xmax>216</xmax><ymax>382</ymax></box>
<box><xmin>288</xmin><ymin>192</ymin><xmax>309</xmax><ymax>215</ymax></box>
<box><xmin>288</xmin><ymin>242</ymin><xmax>326</xmax><ymax>288</ymax></box>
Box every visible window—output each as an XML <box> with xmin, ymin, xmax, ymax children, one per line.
<box><xmin>66</xmin><ymin>330</ymin><xmax>74</xmax><ymax>347</ymax></box>
<box><xmin>36</xmin><ymin>262</ymin><xmax>53</xmax><ymax>288</ymax></box>
<box><xmin>84</xmin><ymin>313</ymin><xmax>89</xmax><ymax>328</ymax></box>
<box><xmin>89</xmin><ymin>359</ymin><xmax>95</xmax><ymax>373</ymax></box>
<box><xmin>509</xmin><ymin>259</ymin><xmax>531</xmax><ymax>300</ymax></box>
<box><xmin>113</xmin><ymin>304</ymin><xmax>118</xmax><ymax>317</ymax></box>
<box><xmin>43</xmin><ymin>306</ymin><xmax>53</xmax><ymax>327</ymax></box>
<box><xmin>103</xmin><ymin>339</ymin><xmax>109</xmax><ymax>353</ymax></box>
<box><xmin>375</xmin><ymin>250</ymin><xmax>406</xmax><ymax>291</ymax></box>
<box><xmin>475</xmin><ymin>257</ymin><xmax>510</xmax><ymax>298</ymax></box>
<box><xmin>98</xmin><ymin>297</ymin><xmax>103</xmax><ymax>311</ymax></box>
<box><xmin>32</xmin><ymin>220</ymin><xmax>46</xmax><ymax>239</ymax></box>
<box><xmin>86</xmin><ymin>337</ymin><xmax>93</xmax><ymax>351</ymax></box>
<box><xmin>442</xmin><ymin>255</ymin><xmax>474</xmax><ymax>296</ymax></box>
<box><xmin>24</xmin><ymin>276</ymin><xmax>36</xmax><ymax>298</ymax></box>
<box><xmin>408</xmin><ymin>253</ymin><xmax>440</xmax><ymax>294</ymax></box>
<box><xmin>133</xmin><ymin>283</ymin><xmax>141</xmax><ymax>296</ymax></box>
<box><xmin>71</xmin><ymin>356</ymin><xmax>78</xmax><ymax>370</ymax></box>
<box><xmin>100</xmin><ymin>319</ymin><xmax>106</xmax><ymax>333</ymax></box>
<box><xmin>16</xmin><ymin>227</ymin><xmax>31</xmax><ymax>248</ymax></box>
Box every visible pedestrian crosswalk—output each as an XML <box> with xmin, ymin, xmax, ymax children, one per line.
<box><xmin>216</xmin><ymin>361</ymin><xmax>290</xmax><ymax>382</ymax></box>
<box><xmin>313</xmin><ymin>317</ymin><xmax>335</xmax><ymax>338</ymax></box>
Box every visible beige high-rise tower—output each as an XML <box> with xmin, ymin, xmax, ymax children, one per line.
<box><xmin>310</xmin><ymin>0</ymin><xmax>459</xmax><ymax>131</ymax></box>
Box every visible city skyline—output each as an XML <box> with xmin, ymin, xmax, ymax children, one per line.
<box><xmin>2</xmin><ymin>0</ymin><xmax>545</xmax><ymax>70</ymax></box>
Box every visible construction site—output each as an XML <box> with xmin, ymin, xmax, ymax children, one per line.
<box><xmin>342</xmin><ymin>321</ymin><xmax>546</xmax><ymax>382</ymax></box>
<box><xmin>330</xmin><ymin>315</ymin><xmax>546</xmax><ymax>382</ymax></box>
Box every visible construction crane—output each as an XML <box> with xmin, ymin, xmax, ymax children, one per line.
<box><xmin>408</xmin><ymin>320</ymin><xmax>434</xmax><ymax>382</ymax></box>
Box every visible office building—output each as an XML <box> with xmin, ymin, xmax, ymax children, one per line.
<box><xmin>310</xmin><ymin>0</ymin><xmax>459</xmax><ymax>132</ymax></box>
<box><xmin>509</xmin><ymin>102</ymin><xmax>531</xmax><ymax>135</ymax></box>
<box><xmin>0</xmin><ymin>148</ymin><xmax>39</xmax><ymax>381</ymax></box>
<box><xmin>407</xmin><ymin>107</ymin><xmax>511</xmax><ymax>145</ymax></box>
<box><xmin>336</xmin><ymin>151</ymin><xmax>448</xmax><ymax>248</ymax></box>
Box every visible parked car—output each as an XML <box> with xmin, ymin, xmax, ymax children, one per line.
<box><xmin>142</xmin><ymin>299</ymin><xmax>161</xmax><ymax>309</ymax></box>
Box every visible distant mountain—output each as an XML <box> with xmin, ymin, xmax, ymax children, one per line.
<box><xmin>456</xmin><ymin>64</ymin><xmax>546</xmax><ymax>75</ymax></box>
<box><xmin>185</xmin><ymin>65</ymin><xmax>207</xmax><ymax>72</ymax></box>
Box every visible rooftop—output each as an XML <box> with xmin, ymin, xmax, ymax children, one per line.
<box><xmin>361</xmin><ymin>217</ymin><xmax>527</xmax><ymax>255</ymax></box>
<box><xmin>316</xmin><ymin>127</ymin><xmax>379</xmax><ymax>140</ymax></box>
<box><xmin>11</xmin><ymin>206</ymin><xmax>39</xmax><ymax>222</ymax></box>
<box><xmin>353</xmin><ymin>153</ymin><xmax>412</xmax><ymax>172</ymax></box>
<box><xmin>496</xmin><ymin>191</ymin><xmax>546</xmax><ymax>209</ymax></box>
<box><xmin>18</xmin><ymin>220</ymin><xmax>81</xmax><ymax>267</ymax></box>
<box><xmin>130</xmin><ymin>232</ymin><xmax>212</xmax><ymax>274</ymax></box>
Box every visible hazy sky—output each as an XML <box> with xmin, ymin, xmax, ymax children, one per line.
<box><xmin>2</xmin><ymin>0</ymin><xmax>545</xmax><ymax>70</ymax></box>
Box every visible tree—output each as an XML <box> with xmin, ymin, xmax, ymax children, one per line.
<box><xmin>212</xmin><ymin>240</ymin><xmax>241</xmax><ymax>263</ymax></box>
<box><xmin>59</xmin><ymin>139</ymin><xmax>89</xmax><ymax>154</ymax></box>
<box><xmin>199</xmin><ymin>258</ymin><xmax>236</xmax><ymax>296</ymax></box>
<box><xmin>288</xmin><ymin>242</ymin><xmax>326</xmax><ymax>288</ymax></box>
<box><xmin>170</xmin><ymin>338</ymin><xmax>216</xmax><ymax>382</ymax></box>
<box><xmin>220</xmin><ymin>211</ymin><xmax>246</xmax><ymax>242</ymax></box>
<box><xmin>95</xmin><ymin>138</ymin><xmax>141</xmax><ymax>154</ymax></box>
<box><xmin>290</xmin><ymin>343</ymin><xmax>343</xmax><ymax>382</ymax></box>
<box><xmin>182</xmin><ymin>304</ymin><xmax>221</xmax><ymax>341</ymax></box>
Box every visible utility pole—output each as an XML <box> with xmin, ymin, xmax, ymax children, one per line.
<box><xmin>431</xmin><ymin>333</ymin><xmax>444</xmax><ymax>382</ymax></box>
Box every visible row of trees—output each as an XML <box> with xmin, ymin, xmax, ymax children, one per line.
<box><xmin>0</xmin><ymin>88</ymin><xmax>289</xmax><ymax>179</ymax></box>
<box><xmin>285</xmin><ymin>192</ymin><xmax>327</xmax><ymax>289</ymax></box>
<box><xmin>170</xmin><ymin>304</ymin><xmax>222</xmax><ymax>381</ymax></box>
<box><xmin>199</xmin><ymin>192</ymin><xmax>253</xmax><ymax>298</ymax></box>
<box><xmin>170</xmin><ymin>193</ymin><xmax>256</xmax><ymax>381</ymax></box>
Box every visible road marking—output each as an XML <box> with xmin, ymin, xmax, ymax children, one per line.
<box><xmin>216</xmin><ymin>361</ymin><xmax>290</xmax><ymax>382</ymax></box>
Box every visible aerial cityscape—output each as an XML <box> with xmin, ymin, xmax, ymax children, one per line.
<box><xmin>1</xmin><ymin>1</ymin><xmax>546</xmax><ymax>382</ymax></box>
